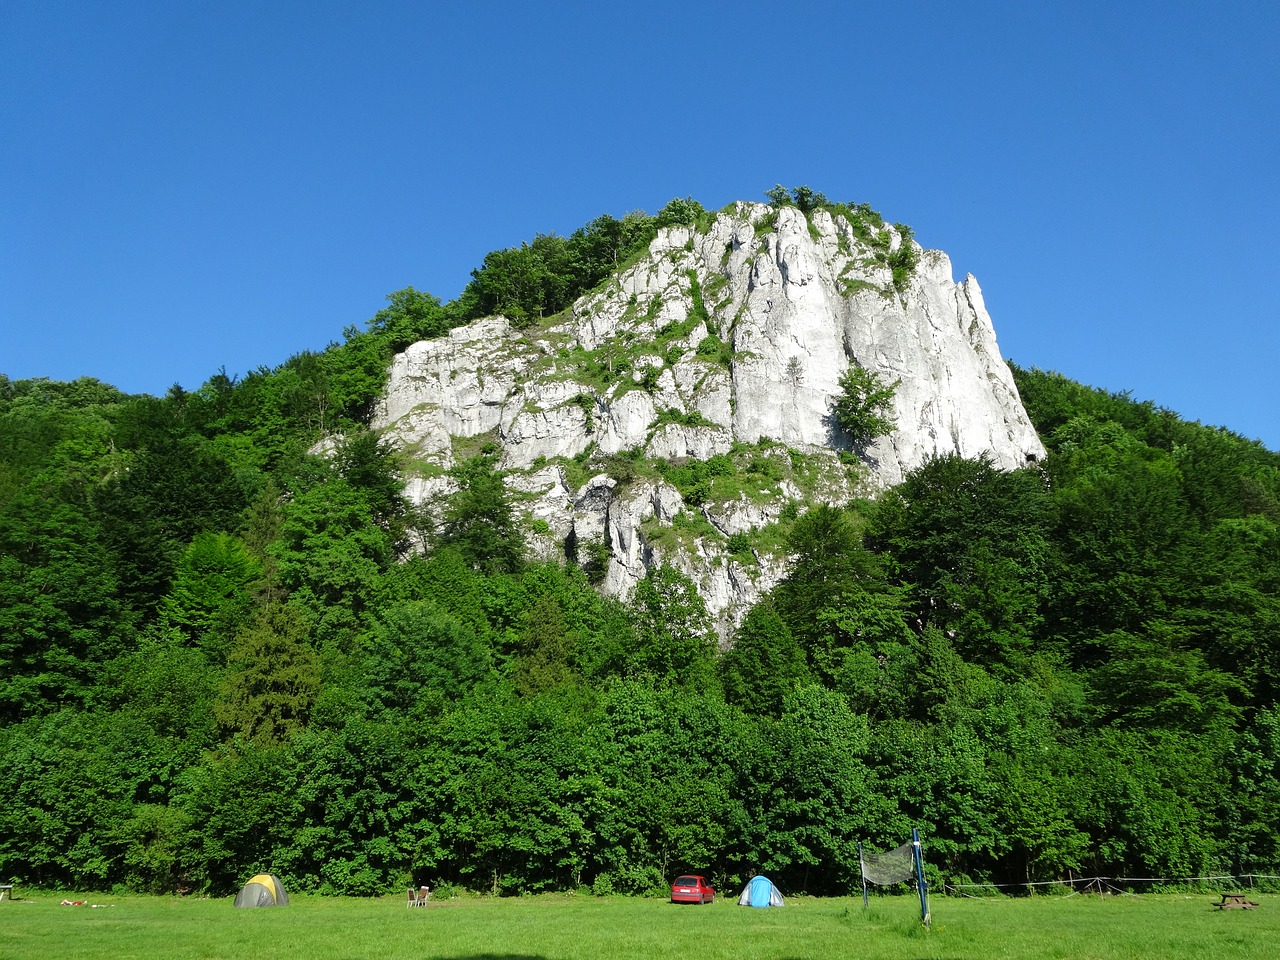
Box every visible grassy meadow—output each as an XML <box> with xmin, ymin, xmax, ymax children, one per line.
<box><xmin>3</xmin><ymin>890</ymin><xmax>1277</xmax><ymax>960</ymax></box>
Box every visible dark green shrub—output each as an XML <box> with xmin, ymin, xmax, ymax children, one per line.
<box><xmin>655</xmin><ymin>196</ymin><xmax>706</xmax><ymax>229</ymax></box>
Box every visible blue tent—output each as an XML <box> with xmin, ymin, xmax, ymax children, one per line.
<box><xmin>737</xmin><ymin>875</ymin><xmax>785</xmax><ymax>908</ymax></box>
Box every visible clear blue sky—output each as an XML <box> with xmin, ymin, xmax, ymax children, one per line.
<box><xmin>3</xmin><ymin>0</ymin><xmax>1277</xmax><ymax>449</ymax></box>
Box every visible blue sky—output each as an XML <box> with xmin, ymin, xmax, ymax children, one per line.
<box><xmin>3</xmin><ymin>1</ymin><xmax>1277</xmax><ymax>449</ymax></box>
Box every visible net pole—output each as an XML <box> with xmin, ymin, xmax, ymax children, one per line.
<box><xmin>858</xmin><ymin>841</ymin><xmax>868</xmax><ymax>908</ymax></box>
<box><xmin>913</xmin><ymin>827</ymin><xmax>930</xmax><ymax>928</ymax></box>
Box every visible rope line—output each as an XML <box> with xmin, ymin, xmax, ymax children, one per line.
<box><xmin>942</xmin><ymin>872</ymin><xmax>1275</xmax><ymax>897</ymax></box>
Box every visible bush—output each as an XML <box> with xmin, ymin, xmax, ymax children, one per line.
<box><xmin>764</xmin><ymin>184</ymin><xmax>829</xmax><ymax>214</ymax></box>
<box><xmin>888</xmin><ymin>223</ymin><xmax>920</xmax><ymax>295</ymax></box>
<box><xmin>655</xmin><ymin>197</ymin><xmax>706</xmax><ymax>230</ymax></box>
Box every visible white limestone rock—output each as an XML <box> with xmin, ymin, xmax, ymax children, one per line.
<box><xmin>371</xmin><ymin>200</ymin><xmax>1045</xmax><ymax>636</ymax></box>
<box><xmin>599</xmin><ymin>390</ymin><xmax>656</xmax><ymax>454</ymax></box>
<box><xmin>646</xmin><ymin>424</ymin><xmax>733</xmax><ymax>461</ymax></box>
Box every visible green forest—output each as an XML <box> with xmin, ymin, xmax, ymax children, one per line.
<box><xmin>3</xmin><ymin>193</ymin><xmax>1280</xmax><ymax>899</ymax></box>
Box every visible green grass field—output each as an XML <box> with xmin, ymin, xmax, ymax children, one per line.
<box><xmin>3</xmin><ymin>891</ymin><xmax>1277</xmax><ymax>960</ymax></box>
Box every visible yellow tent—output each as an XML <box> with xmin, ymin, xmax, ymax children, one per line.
<box><xmin>233</xmin><ymin>873</ymin><xmax>289</xmax><ymax>907</ymax></box>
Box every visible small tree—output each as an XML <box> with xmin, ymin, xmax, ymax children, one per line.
<box><xmin>764</xmin><ymin>184</ymin><xmax>829</xmax><ymax>213</ymax></box>
<box><xmin>764</xmin><ymin>184</ymin><xmax>792</xmax><ymax>207</ymax></box>
<box><xmin>785</xmin><ymin>356</ymin><xmax>805</xmax><ymax>388</ymax></box>
<box><xmin>791</xmin><ymin>185</ymin><xmax>829</xmax><ymax>214</ymax></box>
<box><xmin>832</xmin><ymin>365</ymin><xmax>899</xmax><ymax>446</ymax></box>
<box><xmin>625</xmin><ymin>565</ymin><xmax>718</xmax><ymax>691</ymax></box>
<box><xmin>214</xmin><ymin>601</ymin><xmax>320</xmax><ymax>745</ymax></box>
<box><xmin>720</xmin><ymin>600</ymin><xmax>811</xmax><ymax>717</ymax></box>
<box><xmin>438</xmin><ymin>454</ymin><xmax>526</xmax><ymax>576</ymax></box>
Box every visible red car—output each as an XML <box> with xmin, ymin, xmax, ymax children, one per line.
<box><xmin>670</xmin><ymin>874</ymin><xmax>715</xmax><ymax>904</ymax></box>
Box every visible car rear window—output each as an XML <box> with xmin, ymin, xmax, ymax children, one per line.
<box><xmin>674</xmin><ymin>876</ymin><xmax>699</xmax><ymax>886</ymax></box>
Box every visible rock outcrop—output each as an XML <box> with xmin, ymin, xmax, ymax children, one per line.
<box><xmin>372</xmin><ymin>201</ymin><xmax>1044</xmax><ymax>636</ymax></box>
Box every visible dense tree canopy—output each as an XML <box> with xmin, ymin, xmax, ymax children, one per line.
<box><xmin>2</xmin><ymin>213</ymin><xmax>1279</xmax><ymax>899</ymax></box>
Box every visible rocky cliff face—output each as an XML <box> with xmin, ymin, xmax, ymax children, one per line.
<box><xmin>372</xmin><ymin>201</ymin><xmax>1044</xmax><ymax>635</ymax></box>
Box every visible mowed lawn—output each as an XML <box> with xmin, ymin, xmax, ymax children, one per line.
<box><xmin>3</xmin><ymin>890</ymin><xmax>1277</xmax><ymax>960</ymax></box>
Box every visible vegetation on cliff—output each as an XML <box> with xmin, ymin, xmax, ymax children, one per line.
<box><xmin>2</xmin><ymin>193</ymin><xmax>1279</xmax><ymax>897</ymax></box>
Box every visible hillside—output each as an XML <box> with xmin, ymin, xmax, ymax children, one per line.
<box><xmin>1</xmin><ymin>190</ymin><xmax>1279</xmax><ymax>898</ymax></box>
<box><xmin>372</xmin><ymin>199</ymin><xmax>1043</xmax><ymax>632</ymax></box>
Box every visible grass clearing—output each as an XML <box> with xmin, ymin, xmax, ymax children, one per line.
<box><xmin>4</xmin><ymin>891</ymin><xmax>1278</xmax><ymax>960</ymax></box>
